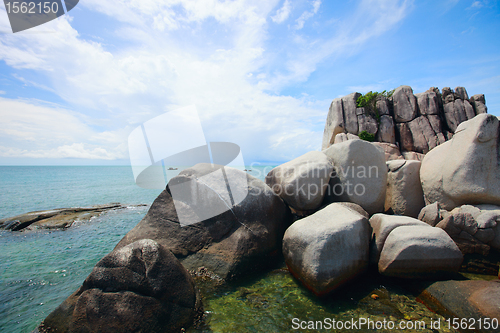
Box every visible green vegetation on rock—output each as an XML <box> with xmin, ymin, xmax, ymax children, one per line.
<box><xmin>356</xmin><ymin>89</ymin><xmax>395</xmax><ymax>122</ymax></box>
<box><xmin>359</xmin><ymin>130</ymin><xmax>375</xmax><ymax>142</ymax></box>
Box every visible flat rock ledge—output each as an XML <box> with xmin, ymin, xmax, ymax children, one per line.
<box><xmin>0</xmin><ymin>203</ymin><xmax>146</xmax><ymax>231</ymax></box>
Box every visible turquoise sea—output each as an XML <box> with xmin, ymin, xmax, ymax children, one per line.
<box><xmin>0</xmin><ymin>165</ymin><xmax>271</xmax><ymax>332</ymax></box>
<box><xmin>0</xmin><ymin>165</ymin><xmax>458</xmax><ymax>333</ymax></box>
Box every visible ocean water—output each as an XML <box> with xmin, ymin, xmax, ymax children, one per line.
<box><xmin>0</xmin><ymin>165</ymin><xmax>456</xmax><ymax>333</ymax></box>
<box><xmin>0</xmin><ymin>165</ymin><xmax>274</xmax><ymax>333</ymax></box>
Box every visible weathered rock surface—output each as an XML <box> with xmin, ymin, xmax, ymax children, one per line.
<box><xmin>401</xmin><ymin>151</ymin><xmax>425</xmax><ymax>161</ymax></box>
<box><xmin>333</xmin><ymin>132</ymin><xmax>360</xmax><ymax>144</ymax></box>
<box><xmin>0</xmin><ymin>204</ymin><xmax>130</xmax><ymax>231</ymax></box>
<box><xmin>420</xmin><ymin>114</ymin><xmax>500</xmax><ymax>210</ymax></box>
<box><xmin>471</xmin><ymin>94</ymin><xmax>488</xmax><ymax>115</ymax></box>
<box><xmin>376</xmin><ymin>115</ymin><xmax>396</xmax><ymax>144</ymax></box>
<box><xmin>418</xmin><ymin>202</ymin><xmax>443</xmax><ymax>227</ymax></box>
<box><xmin>323</xmin><ymin>140</ymin><xmax>387</xmax><ymax>215</ymax></box>
<box><xmin>39</xmin><ymin>239</ymin><xmax>201</xmax><ymax>333</ymax></box>
<box><xmin>322</xmin><ymin>85</ymin><xmax>489</xmax><ymax>161</ymax></box>
<box><xmin>265</xmin><ymin>151</ymin><xmax>333</xmax><ymax>212</ymax></box>
<box><xmin>282</xmin><ymin>203</ymin><xmax>370</xmax><ymax>295</ymax></box>
<box><xmin>435</xmin><ymin>204</ymin><xmax>500</xmax><ymax>255</ymax></box>
<box><xmin>385</xmin><ymin>160</ymin><xmax>425</xmax><ymax>218</ymax></box>
<box><xmin>416</xmin><ymin>90</ymin><xmax>440</xmax><ymax>115</ymax></box>
<box><xmin>116</xmin><ymin>164</ymin><xmax>291</xmax><ymax>280</ymax></box>
<box><xmin>372</xmin><ymin>142</ymin><xmax>403</xmax><ymax>161</ymax></box>
<box><xmin>393</xmin><ymin>86</ymin><xmax>418</xmax><ymax>123</ymax></box>
<box><xmin>378</xmin><ymin>225</ymin><xmax>463</xmax><ymax>278</ymax></box>
<box><xmin>369</xmin><ymin>214</ymin><xmax>430</xmax><ymax>265</ymax></box>
<box><xmin>418</xmin><ymin>280</ymin><xmax>500</xmax><ymax>333</ymax></box>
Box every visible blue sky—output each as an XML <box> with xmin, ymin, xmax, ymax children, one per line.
<box><xmin>0</xmin><ymin>0</ymin><xmax>499</xmax><ymax>166</ymax></box>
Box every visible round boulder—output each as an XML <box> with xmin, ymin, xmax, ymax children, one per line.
<box><xmin>282</xmin><ymin>203</ymin><xmax>370</xmax><ymax>296</ymax></box>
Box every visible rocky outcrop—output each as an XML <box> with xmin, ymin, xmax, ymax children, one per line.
<box><xmin>323</xmin><ymin>139</ymin><xmax>387</xmax><ymax>215</ymax></box>
<box><xmin>384</xmin><ymin>160</ymin><xmax>425</xmax><ymax>218</ymax></box>
<box><xmin>322</xmin><ymin>85</ymin><xmax>488</xmax><ymax>160</ymax></box>
<box><xmin>265</xmin><ymin>151</ymin><xmax>333</xmax><ymax>212</ymax></box>
<box><xmin>420</xmin><ymin>114</ymin><xmax>500</xmax><ymax>210</ymax></box>
<box><xmin>282</xmin><ymin>203</ymin><xmax>370</xmax><ymax>296</ymax></box>
<box><xmin>116</xmin><ymin>164</ymin><xmax>292</xmax><ymax>280</ymax></box>
<box><xmin>0</xmin><ymin>204</ymin><xmax>135</xmax><ymax>231</ymax></box>
<box><xmin>433</xmin><ymin>204</ymin><xmax>500</xmax><ymax>256</ymax></box>
<box><xmin>39</xmin><ymin>239</ymin><xmax>201</xmax><ymax>333</ymax></box>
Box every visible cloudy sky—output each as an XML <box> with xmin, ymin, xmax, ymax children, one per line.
<box><xmin>0</xmin><ymin>0</ymin><xmax>499</xmax><ymax>166</ymax></box>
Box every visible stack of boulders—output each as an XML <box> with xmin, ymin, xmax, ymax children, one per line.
<box><xmin>322</xmin><ymin>85</ymin><xmax>488</xmax><ymax>162</ymax></box>
<box><xmin>39</xmin><ymin>87</ymin><xmax>498</xmax><ymax>331</ymax></box>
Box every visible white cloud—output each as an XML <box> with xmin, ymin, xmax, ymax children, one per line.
<box><xmin>0</xmin><ymin>0</ymin><xmax>411</xmax><ymax>163</ymax></box>
<box><xmin>0</xmin><ymin>98</ymin><xmax>127</xmax><ymax>160</ymax></box>
<box><xmin>294</xmin><ymin>0</ymin><xmax>321</xmax><ymax>30</ymax></box>
<box><xmin>470</xmin><ymin>1</ymin><xmax>484</xmax><ymax>8</ymax></box>
<box><xmin>271</xmin><ymin>0</ymin><xmax>292</xmax><ymax>23</ymax></box>
<box><xmin>0</xmin><ymin>91</ymin><xmax>5</xmax><ymax>94</ymax></box>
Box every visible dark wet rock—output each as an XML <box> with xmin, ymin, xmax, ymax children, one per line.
<box><xmin>39</xmin><ymin>239</ymin><xmax>201</xmax><ymax>333</ymax></box>
<box><xmin>116</xmin><ymin>164</ymin><xmax>292</xmax><ymax>280</ymax></box>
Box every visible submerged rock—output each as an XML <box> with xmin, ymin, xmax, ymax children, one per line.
<box><xmin>0</xmin><ymin>204</ymin><xmax>127</xmax><ymax>231</ymax></box>
<box><xmin>282</xmin><ymin>203</ymin><xmax>370</xmax><ymax>296</ymax></box>
<box><xmin>39</xmin><ymin>239</ymin><xmax>201</xmax><ymax>333</ymax></box>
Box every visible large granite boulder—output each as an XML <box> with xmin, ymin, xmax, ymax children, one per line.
<box><xmin>369</xmin><ymin>214</ymin><xmax>430</xmax><ymax>265</ymax></box>
<box><xmin>418</xmin><ymin>202</ymin><xmax>444</xmax><ymax>227</ymax></box>
<box><xmin>39</xmin><ymin>239</ymin><xmax>201</xmax><ymax>333</ymax></box>
<box><xmin>416</xmin><ymin>90</ymin><xmax>440</xmax><ymax>115</ymax></box>
<box><xmin>420</xmin><ymin>114</ymin><xmax>500</xmax><ymax>210</ymax></box>
<box><xmin>321</xmin><ymin>93</ymin><xmax>362</xmax><ymax>149</ymax></box>
<box><xmin>385</xmin><ymin>160</ymin><xmax>425</xmax><ymax>218</ymax></box>
<box><xmin>322</xmin><ymin>98</ymin><xmax>345</xmax><ymax>149</ymax></box>
<box><xmin>471</xmin><ymin>94</ymin><xmax>488</xmax><ymax>115</ymax></box>
<box><xmin>378</xmin><ymin>225</ymin><xmax>463</xmax><ymax>278</ymax></box>
<box><xmin>323</xmin><ymin>140</ymin><xmax>387</xmax><ymax>215</ymax></box>
<box><xmin>376</xmin><ymin>115</ymin><xmax>396</xmax><ymax>144</ymax></box>
<box><xmin>265</xmin><ymin>151</ymin><xmax>333</xmax><ymax>212</ymax></box>
<box><xmin>116</xmin><ymin>164</ymin><xmax>291</xmax><ymax>280</ymax></box>
<box><xmin>392</xmin><ymin>85</ymin><xmax>418</xmax><ymax>123</ymax></box>
<box><xmin>282</xmin><ymin>203</ymin><xmax>370</xmax><ymax>296</ymax></box>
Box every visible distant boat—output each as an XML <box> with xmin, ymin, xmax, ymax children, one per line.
<box><xmin>167</xmin><ymin>167</ymin><xmax>178</xmax><ymax>170</ymax></box>
<box><xmin>244</xmin><ymin>169</ymin><xmax>252</xmax><ymax>172</ymax></box>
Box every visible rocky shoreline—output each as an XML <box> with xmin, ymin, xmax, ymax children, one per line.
<box><xmin>35</xmin><ymin>85</ymin><xmax>500</xmax><ymax>333</ymax></box>
<box><xmin>0</xmin><ymin>204</ymin><xmax>147</xmax><ymax>231</ymax></box>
